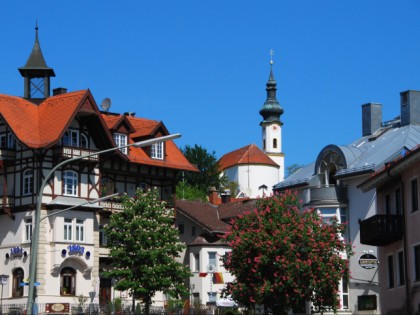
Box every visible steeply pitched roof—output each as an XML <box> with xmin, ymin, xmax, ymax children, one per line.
<box><xmin>274</xmin><ymin>121</ymin><xmax>420</xmax><ymax>190</ymax></box>
<box><xmin>219</xmin><ymin>144</ymin><xmax>279</xmax><ymax>170</ymax></box>
<box><xmin>0</xmin><ymin>91</ymin><xmax>197</xmax><ymax>172</ymax></box>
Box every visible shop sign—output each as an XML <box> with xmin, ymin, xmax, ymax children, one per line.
<box><xmin>358</xmin><ymin>253</ymin><xmax>378</xmax><ymax>269</ymax></box>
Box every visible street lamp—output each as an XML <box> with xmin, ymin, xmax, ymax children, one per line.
<box><xmin>26</xmin><ymin>133</ymin><xmax>181</xmax><ymax>315</ymax></box>
<box><xmin>0</xmin><ymin>275</ymin><xmax>9</xmax><ymax>315</ymax></box>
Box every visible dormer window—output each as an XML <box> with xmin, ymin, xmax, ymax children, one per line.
<box><xmin>151</xmin><ymin>142</ymin><xmax>164</xmax><ymax>159</ymax></box>
<box><xmin>63</xmin><ymin>130</ymin><xmax>79</xmax><ymax>147</ymax></box>
<box><xmin>114</xmin><ymin>133</ymin><xmax>128</xmax><ymax>154</ymax></box>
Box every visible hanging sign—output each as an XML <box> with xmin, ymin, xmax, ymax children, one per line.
<box><xmin>359</xmin><ymin>253</ymin><xmax>379</xmax><ymax>269</ymax></box>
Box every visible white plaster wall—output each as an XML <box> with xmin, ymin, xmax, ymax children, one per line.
<box><xmin>235</xmin><ymin>164</ymin><xmax>280</xmax><ymax>198</ymax></box>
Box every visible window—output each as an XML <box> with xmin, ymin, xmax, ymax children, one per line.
<box><xmin>24</xmin><ymin>218</ymin><xmax>32</xmax><ymax>242</ymax></box>
<box><xmin>192</xmin><ymin>226</ymin><xmax>196</xmax><ymax>236</ymax></box>
<box><xmin>397</xmin><ymin>251</ymin><xmax>405</xmax><ymax>286</ymax></box>
<box><xmin>0</xmin><ymin>133</ymin><xmax>16</xmax><ymax>149</ymax></box>
<box><xmin>75</xmin><ymin>219</ymin><xmax>84</xmax><ymax>242</ymax></box>
<box><xmin>151</xmin><ymin>142</ymin><xmax>164</xmax><ymax>159</ymax></box>
<box><xmin>194</xmin><ymin>253</ymin><xmax>200</xmax><ymax>272</ymax></box>
<box><xmin>385</xmin><ymin>194</ymin><xmax>391</xmax><ymax>215</ymax></box>
<box><xmin>80</xmin><ymin>134</ymin><xmax>89</xmax><ymax>148</ymax></box>
<box><xmin>63</xmin><ymin>130</ymin><xmax>79</xmax><ymax>147</ymax></box>
<box><xmin>23</xmin><ymin>169</ymin><xmax>34</xmax><ymax>195</ymax></box>
<box><xmin>60</xmin><ymin>267</ymin><xmax>76</xmax><ymax>296</ymax></box>
<box><xmin>340</xmin><ymin>277</ymin><xmax>349</xmax><ymax>309</ymax></box>
<box><xmin>101</xmin><ymin>178</ymin><xmax>115</xmax><ymax>197</ymax></box>
<box><xmin>12</xmin><ymin>268</ymin><xmax>24</xmax><ymax>297</ymax></box>
<box><xmin>412</xmin><ymin>179</ymin><xmax>418</xmax><ymax>212</ymax></box>
<box><xmin>387</xmin><ymin>254</ymin><xmax>394</xmax><ymax>288</ymax></box>
<box><xmin>414</xmin><ymin>245</ymin><xmax>420</xmax><ymax>281</ymax></box>
<box><xmin>178</xmin><ymin>223</ymin><xmax>184</xmax><ymax>234</ymax></box>
<box><xmin>317</xmin><ymin>207</ymin><xmax>340</xmax><ymax>225</ymax></box>
<box><xmin>208</xmin><ymin>252</ymin><xmax>217</xmax><ymax>269</ymax></box>
<box><xmin>63</xmin><ymin>170</ymin><xmax>78</xmax><ymax>196</ymax></box>
<box><xmin>208</xmin><ymin>292</ymin><xmax>217</xmax><ymax>302</ymax></box>
<box><xmin>64</xmin><ymin>218</ymin><xmax>73</xmax><ymax>241</ymax></box>
<box><xmin>273</xmin><ymin>138</ymin><xmax>277</xmax><ymax>149</ymax></box>
<box><xmin>395</xmin><ymin>188</ymin><xmax>402</xmax><ymax>215</ymax></box>
<box><xmin>99</xmin><ymin>224</ymin><xmax>107</xmax><ymax>246</ymax></box>
<box><xmin>114</xmin><ymin>133</ymin><xmax>128</xmax><ymax>154</ymax></box>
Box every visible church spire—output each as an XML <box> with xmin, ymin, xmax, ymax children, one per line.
<box><xmin>259</xmin><ymin>50</ymin><xmax>283</xmax><ymax>123</ymax></box>
<box><xmin>18</xmin><ymin>22</ymin><xmax>55</xmax><ymax>99</ymax></box>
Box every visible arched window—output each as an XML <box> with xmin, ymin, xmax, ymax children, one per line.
<box><xmin>63</xmin><ymin>170</ymin><xmax>78</xmax><ymax>196</ymax></box>
<box><xmin>80</xmin><ymin>134</ymin><xmax>89</xmax><ymax>149</ymax></box>
<box><xmin>12</xmin><ymin>268</ymin><xmax>24</xmax><ymax>297</ymax></box>
<box><xmin>23</xmin><ymin>169</ymin><xmax>34</xmax><ymax>195</ymax></box>
<box><xmin>273</xmin><ymin>138</ymin><xmax>278</xmax><ymax>149</ymax></box>
<box><xmin>60</xmin><ymin>267</ymin><xmax>76</xmax><ymax>296</ymax></box>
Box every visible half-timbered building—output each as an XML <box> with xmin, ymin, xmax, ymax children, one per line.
<box><xmin>0</xmin><ymin>26</ymin><xmax>196</xmax><ymax>311</ymax></box>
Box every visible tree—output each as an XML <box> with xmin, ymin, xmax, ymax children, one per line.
<box><xmin>222</xmin><ymin>191</ymin><xmax>352</xmax><ymax>315</ymax></box>
<box><xmin>104</xmin><ymin>188</ymin><xmax>191</xmax><ymax>315</ymax></box>
<box><xmin>180</xmin><ymin>144</ymin><xmax>227</xmax><ymax>193</ymax></box>
<box><xmin>176</xmin><ymin>181</ymin><xmax>207</xmax><ymax>202</ymax></box>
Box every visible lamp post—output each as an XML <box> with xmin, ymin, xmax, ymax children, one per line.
<box><xmin>26</xmin><ymin>133</ymin><xmax>181</xmax><ymax>315</ymax></box>
<box><xmin>0</xmin><ymin>275</ymin><xmax>9</xmax><ymax>315</ymax></box>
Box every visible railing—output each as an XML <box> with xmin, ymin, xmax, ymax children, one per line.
<box><xmin>302</xmin><ymin>185</ymin><xmax>348</xmax><ymax>205</ymax></box>
<box><xmin>1</xmin><ymin>194</ymin><xmax>14</xmax><ymax>208</ymax></box>
<box><xmin>0</xmin><ymin>148</ymin><xmax>15</xmax><ymax>160</ymax></box>
<box><xmin>359</xmin><ymin>214</ymin><xmax>404</xmax><ymax>246</ymax></box>
<box><xmin>99</xmin><ymin>199</ymin><xmax>124</xmax><ymax>212</ymax></box>
<box><xmin>54</xmin><ymin>147</ymin><xmax>99</xmax><ymax>162</ymax></box>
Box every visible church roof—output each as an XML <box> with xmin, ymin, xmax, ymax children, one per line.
<box><xmin>218</xmin><ymin>144</ymin><xmax>279</xmax><ymax>170</ymax></box>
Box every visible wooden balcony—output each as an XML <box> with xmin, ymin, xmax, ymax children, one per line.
<box><xmin>0</xmin><ymin>148</ymin><xmax>15</xmax><ymax>161</ymax></box>
<box><xmin>99</xmin><ymin>199</ymin><xmax>124</xmax><ymax>213</ymax></box>
<box><xmin>359</xmin><ymin>214</ymin><xmax>403</xmax><ymax>246</ymax></box>
<box><xmin>54</xmin><ymin>146</ymin><xmax>99</xmax><ymax>162</ymax></box>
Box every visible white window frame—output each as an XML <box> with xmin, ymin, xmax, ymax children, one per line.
<box><xmin>194</xmin><ymin>253</ymin><xmax>200</xmax><ymax>272</ymax></box>
<box><xmin>64</xmin><ymin>218</ymin><xmax>73</xmax><ymax>241</ymax></box>
<box><xmin>151</xmin><ymin>142</ymin><xmax>164</xmax><ymax>159</ymax></box>
<box><xmin>114</xmin><ymin>133</ymin><xmax>128</xmax><ymax>154</ymax></box>
<box><xmin>63</xmin><ymin>170</ymin><xmax>78</xmax><ymax>196</ymax></box>
<box><xmin>208</xmin><ymin>252</ymin><xmax>217</xmax><ymax>271</ymax></box>
<box><xmin>75</xmin><ymin>219</ymin><xmax>84</xmax><ymax>242</ymax></box>
<box><xmin>63</xmin><ymin>129</ymin><xmax>79</xmax><ymax>147</ymax></box>
<box><xmin>80</xmin><ymin>133</ymin><xmax>89</xmax><ymax>148</ymax></box>
<box><xmin>23</xmin><ymin>169</ymin><xmax>34</xmax><ymax>195</ymax></box>
<box><xmin>24</xmin><ymin>217</ymin><xmax>32</xmax><ymax>242</ymax></box>
<box><xmin>338</xmin><ymin>276</ymin><xmax>349</xmax><ymax>310</ymax></box>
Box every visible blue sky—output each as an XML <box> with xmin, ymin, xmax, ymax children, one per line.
<box><xmin>1</xmin><ymin>1</ymin><xmax>420</xmax><ymax>169</ymax></box>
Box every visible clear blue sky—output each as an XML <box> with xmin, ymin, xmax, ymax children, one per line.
<box><xmin>1</xmin><ymin>1</ymin><xmax>420</xmax><ymax>169</ymax></box>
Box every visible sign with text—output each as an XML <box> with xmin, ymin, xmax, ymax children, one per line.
<box><xmin>46</xmin><ymin>303</ymin><xmax>70</xmax><ymax>313</ymax></box>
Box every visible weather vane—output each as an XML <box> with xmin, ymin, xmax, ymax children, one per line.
<box><xmin>269</xmin><ymin>49</ymin><xmax>274</xmax><ymax>65</ymax></box>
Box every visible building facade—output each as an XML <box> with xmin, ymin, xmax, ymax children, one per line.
<box><xmin>0</xmin><ymin>26</ymin><xmax>196</xmax><ymax>312</ymax></box>
<box><xmin>274</xmin><ymin>90</ymin><xmax>420</xmax><ymax>314</ymax></box>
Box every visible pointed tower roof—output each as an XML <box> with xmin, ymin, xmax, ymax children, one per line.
<box><xmin>259</xmin><ymin>51</ymin><xmax>283</xmax><ymax>123</ymax></box>
<box><xmin>18</xmin><ymin>23</ymin><xmax>55</xmax><ymax>78</ymax></box>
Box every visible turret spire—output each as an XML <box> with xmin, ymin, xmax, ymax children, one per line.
<box><xmin>18</xmin><ymin>22</ymin><xmax>55</xmax><ymax>100</ymax></box>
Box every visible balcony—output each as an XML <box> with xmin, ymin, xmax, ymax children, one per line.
<box><xmin>54</xmin><ymin>146</ymin><xmax>99</xmax><ymax>162</ymax></box>
<box><xmin>359</xmin><ymin>214</ymin><xmax>403</xmax><ymax>246</ymax></box>
<box><xmin>99</xmin><ymin>199</ymin><xmax>124</xmax><ymax>213</ymax></box>
<box><xmin>0</xmin><ymin>148</ymin><xmax>15</xmax><ymax>161</ymax></box>
<box><xmin>302</xmin><ymin>185</ymin><xmax>348</xmax><ymax>205</ymax></box>
<box><xmin>1</xmin><ymin>195</ymin><xmax>14</xmax><ymax>208</ymax></box>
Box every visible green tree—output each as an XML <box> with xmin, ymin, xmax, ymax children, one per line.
<box><xmin>180</xmin><ymin>144</ymin><xmax>227</xmax><ymax>193</ymax></box>
<box><xmin>176</xmin><ymin>181</ymin><xmax>207</xmax><ymax>202</ymax></box>
<box><xmin>222</xmin><ymin>191</ymin><xmax>352</xmax><ymax>315</ymax></box>
<box><xmin>104</xmin><ymin>188</ymin><xmax>191</xmax><ymax>315</ymax></box>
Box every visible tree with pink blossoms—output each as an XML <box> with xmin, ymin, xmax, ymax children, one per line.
<box><xmin>222</xmin><ymin>191</ymin><xmax>352</xmax><ymax>315</ymax></box>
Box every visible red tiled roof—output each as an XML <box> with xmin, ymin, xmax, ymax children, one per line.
<box><xmin>0</xmin><ymin>90</ymin><xmax>87</xmax><ymax>148</ymax></box>
<box><xmin>0</xmin><ymin>91</ymin><xmax>197</xmax><ymax>172</ymax></box>
<box><xmin>218</xmin><ymin>144</ymin><xmax>279</xmax><ymax>170</ymax></box>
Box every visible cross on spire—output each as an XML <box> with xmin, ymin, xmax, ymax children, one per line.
<box><xmin>269</xmin><ymin>49</ymin><xmax>274</xmax><ymax>65</ymax></box>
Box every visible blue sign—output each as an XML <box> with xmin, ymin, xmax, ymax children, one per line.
<box><xmin>67</xmin><ymin>244</ymin><xmax>85</xmax><ymax>255</ymax></box>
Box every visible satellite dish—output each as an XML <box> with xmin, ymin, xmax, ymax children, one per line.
<box><xmin>244</xmin><ymin>188</ymin><xmax>252</xmax><ymax>197</ymax></box>
<box><xmin>206</xmin><ymin>264</ymin><xmax>216</xmax><ymax>273</ymax></box>
<box><xmin>100</xmin><ymin>98</ymin><xmax>112</xmax><ymax>112</ymax></box>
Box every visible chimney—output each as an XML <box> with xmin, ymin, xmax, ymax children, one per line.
<box><xmin>53</xmin><ymin>87</ymin><xmax>67</xmax><ymax>96</ymax></box>
<box><xmin>362</xmin><ymin>103</ymin><xmax>382</xmax><ymax>136</ymax></box>
<box><xmin>208</xmin><ymin>187</ymin><xmax>220</xmax><ymax>205</ymax></box>
<box><xmin>221</xmin><ymin>189</ymin><xmax>232</xmax><ymax>204</ymax></box>
<box><xmin>400</xmin><ymin>90</ymin><xmax>420</xmax><ymax>126</ymax></box>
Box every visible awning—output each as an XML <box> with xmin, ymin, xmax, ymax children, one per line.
<box><xmin>48</xmin><ymin>196</ymin><xmax>102</xmax><ymax>209</ymax></box>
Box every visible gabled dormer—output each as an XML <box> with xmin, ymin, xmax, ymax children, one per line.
<box><xmin>107</xmin><ymin>113</ymin><xmax>136</xmax><ymax>155</ymax></box>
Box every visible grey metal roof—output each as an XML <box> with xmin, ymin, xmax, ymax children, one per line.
<box><xmin>274</xmin><ymin>122</ymin><xmax>420</xmax><ymax>189</ymax></box>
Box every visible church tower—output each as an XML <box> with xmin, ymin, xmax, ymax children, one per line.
<box><xmin>259</xmin><ymin>52</ymin><xmax>285</xmax><ymax>181</ymax></box>
<box><xmin>18</xmin><ymin>23</ymin><xmax>55</xmax><ymax>101</ymax></box>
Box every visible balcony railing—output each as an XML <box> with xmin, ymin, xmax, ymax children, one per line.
<box><xmin>0</xmin><ymin>148</ymin><xmax>15</xmax><ymax>161</ymax></box>
<box><xmin>359</xmin><ymin>214</ymin><xmax>403</xmax><ymax>246</ymax></box>
<box><xmin>99</xmin><ymin>199</ymin><xmax>124</xmax><ymax>212</ymax></box>
<box><xmin>1</xmin><ymin>195</ymin><xmax>14</xmax><ymax>208</ymax></box>
<box><xmin>54</xmin><ymin>146</ymin><xmax>99</xmax><ymax>162</ymax></box>
<box><xmin>302</xmin><ymin>185</ymin><xmax>348</xmax><ymax>205</ymax></box>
